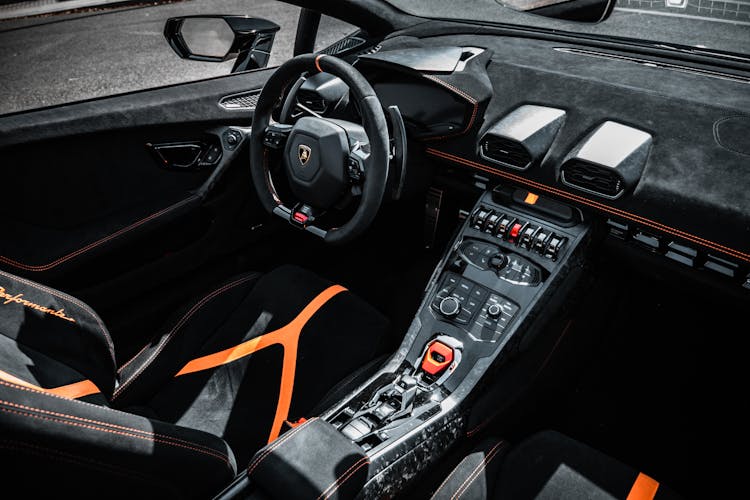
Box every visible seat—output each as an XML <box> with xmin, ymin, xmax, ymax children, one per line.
<box><xmin>432</xmin><ymin>431</ymin><xmax>682</xmax><ymax>500</ymax></box>
<box><xmin>0</xmin><ymin>265</ymin><xmax>388</xmax><ymax>498</ymax></box>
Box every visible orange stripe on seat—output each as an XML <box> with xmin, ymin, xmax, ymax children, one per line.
<box><xmin>627</xmin><ymin>472</ymin><xmax>660</xmax><ymax>500</ymax></box>
<box><xmin>174</xmin><ymin>284</ymin><xmax>347</xmax><ymax>444</ymax></box>
<box><xmin>0</xmin><ymin>369</ymin><xmax>100</xmax><ymax>399</ymax></box>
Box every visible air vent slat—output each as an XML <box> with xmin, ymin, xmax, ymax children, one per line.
<box><xmin>297</xmin><ymin>90</ymin><xmax>328</xmax><ymax>113</ymax></box>
<box><xmin>480</xmin><ymin>136</ymin><xmax>532</xmax><ymax>170</ymax></box>
<box><xmin>562</xmin><ymin>160</ymin><xmax>623</xmax><ymax>198</ymax></box>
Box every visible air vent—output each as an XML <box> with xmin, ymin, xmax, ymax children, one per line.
<box><xmin>480</xmin><ymin>136</ymin><xmax>532</xmax><ymax>170</ymax></box>
<box><xmin>479</xmin><ymin>105</ymin><xmax>566</xmax><ymax>171</ymax></box>
<box><xmin>561</xmin><ymin>121</ymin><xmax>652</xmax><ymax>199</ymax></box>
<box><xmin>561</xmin><ymin>160</ymin><xmax>623</xmax><ymax>198</ymax></box>
<box><xmin>296</xmin><ymin>89</ymin><xmax>328</xmax><ymax>113</ymax></box>
<box><xmin>219</xmin><ymin>90</ymin><xmax>260</xmax><ymax>110</ymax></box>
<box><xmin>358</xmin><ymin>44</ymin><xmax>382</xmax><ymax>56</ymax></box>
<box><xmin>320</xmin><ymin>36</ymin><xmax>366</xmax><ymax>55</ymax></box>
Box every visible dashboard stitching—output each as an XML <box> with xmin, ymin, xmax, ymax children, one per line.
<box><xmin>427</xmin><ymin>148</ymin><xmax>750</xmax><ymax>263</ymax></box>
<box><xmin>422</xmin><ymin>75</ymin><xmax>479</xmax><ymax>140</ymax></box>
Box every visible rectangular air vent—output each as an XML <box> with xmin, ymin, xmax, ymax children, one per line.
<box><xmin>479</xmin><ymin>105</ymin><xmax>565</xmax><ymax>171</ymax></box>
<box><xmin>219</xmin><ymin>90</ymin><xmax>260</xmax><ymax>110</ymax></box>
<box><xmin>560</xmin><ymin>121</ymin><xmax>652</xmax><ymax>199</ymax></box>
<box><xmin>561</xmin><ymin>160</ymin><xmax>623</xmax><ymax>198</ymax></box>
<box><xmin>480</xmin><ymin>136</ymin><xmax>533</xmax><ymax>170</ymax></box>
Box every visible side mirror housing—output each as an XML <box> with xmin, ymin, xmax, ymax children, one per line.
<box><xmin>164</xmin><ymin>15</ymin><xmax>280</xmax><ymax>72</ymax></box>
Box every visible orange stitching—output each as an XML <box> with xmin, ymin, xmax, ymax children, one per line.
<box><xmin>0</xmin><ymin>270</ymin><xmax>115</xmax><ymax>362</ymax></box>
<box><xmin>0</xmin><ymin>196</ymin><xmax>198</xmax><ymax>272</ymax></box>
<box><xmin>422</xmin><ymin>75</ymin><xmax>479</xmax><ymax>141</ymax></box>
<box><xmin>0</xmin><ymin>405</ymin><xmax>232</xmax><ymax>469</ymax></box>
<box><xmin>0</xmin><ymin>398</ymin><xmax>227</xmax><ymax>458</ymax></box>
<box><xmin>317</xmin><ymin>457</ymin><xmax>370</xmax><ymax>500</ymax></box>
<box><xmin>114</xmin><ymin>274</ymin><xmax>258</xmax><ymax>395</ymax></box>
<box><xmin>426</xmin><ymin>148</ymin><xmax>750</xmax><ymax>263</ymax></box>
<box><xmin>451</xmin><ymin>441</ymin><xmax>506</xmax><ymax>500</ymax></box>
<box><xmin>247</xmin><ymin>417</ymin><xmax>317</xmax><ymax>476</ymax></box>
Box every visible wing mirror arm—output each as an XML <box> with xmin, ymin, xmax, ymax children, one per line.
<box><xmin>164</xmin><ymin>15</ymin><xmax>280</xmax><ymax>72</ymax></box>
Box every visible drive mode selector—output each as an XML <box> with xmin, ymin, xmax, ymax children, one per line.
<box><xmin>487</xmin><ymin>303</ymin><xmax>502</xmax><ymax>318</ymax></box>
<box><xmin>439</xmin><ymin>297</ymin><xmax>461</xmax><ymax>317</ymax></box>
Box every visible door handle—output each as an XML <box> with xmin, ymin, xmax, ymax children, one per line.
<box><xmin>146</xmin><ymin>141</ymin><xmax>222</xmax><ymax>170</ymax></box>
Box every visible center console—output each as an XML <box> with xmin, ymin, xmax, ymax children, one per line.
<box><xmin>320</xmin><ymin>185</ymin><xmax>591</xmax><ymax>497</ymax></box>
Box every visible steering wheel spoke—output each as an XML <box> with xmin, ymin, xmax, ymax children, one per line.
<box><xmin>262</xmin><ymin>123</ymin><xmax>292</xmax><ymax>150</ymax></box>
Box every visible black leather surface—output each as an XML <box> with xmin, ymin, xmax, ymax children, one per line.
<box><xmin>248</xmin><ymin>418</ymin><xmax>369</xmax><ymax>500</ymax></box>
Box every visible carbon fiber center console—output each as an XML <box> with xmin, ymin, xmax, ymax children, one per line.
<box><xmin>323</xmin><ymin>185</ymin><xmax>590</xmax><ymax>497</ymax></box>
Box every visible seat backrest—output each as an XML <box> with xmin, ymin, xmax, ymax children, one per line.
<box><xmin>0</xmin><ymin>269</ymin><xmax>117</xmax><ymax>399</ymax></box>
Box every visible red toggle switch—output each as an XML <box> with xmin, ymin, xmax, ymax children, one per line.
<box><xmin>421</xmin><ymin>340</ymin><xmax>454</xmax><ymax>376</ymax></box>
<box><xmin>508</xmin><ymin>223</ymin><xmax>523</xmax><ymax>241</ymax></box>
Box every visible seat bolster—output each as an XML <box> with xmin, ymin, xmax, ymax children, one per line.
<box><xmin>431</xmin><ymin>438</ymin><xmax>509</xmax><ymax>500</ymax></box>
<box><xmin>0</xmin><ymin>270</ymin><xmax>117</xmax><ymax>396</ymax></box>
<box><xmin>112</xmin><ymin>272</ymin><xmax>261</xmax><ymax>406</ymax></box>
<box><xmin>0</xmin><ymin>378</ymin><xmax>237</xmax><ymax>497</ymax></box>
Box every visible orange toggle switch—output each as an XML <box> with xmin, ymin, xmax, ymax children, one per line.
<box><xmin>421</xmin><ymin>341</ymin><xmax>454</xmax><ymax>376</ymax></box>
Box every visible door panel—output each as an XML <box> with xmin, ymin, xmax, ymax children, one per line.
<box><xmin>0</xmin><ymin>69</ymin><xmax>273</xmax><ymax>291</ymax></box>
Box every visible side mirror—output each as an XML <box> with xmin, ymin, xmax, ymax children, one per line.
<box><xmin>164</xmin><ymin>15</ymin><xmax>280</xmax><ymax>72</ymax></box>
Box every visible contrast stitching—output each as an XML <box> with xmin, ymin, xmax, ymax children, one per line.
<box><xmin>247</xmin><ymin>417</ymin><xmax>317</xmax><ymax>476</ymax></box>
<box><xmin>431</xmin><ymin>450</ymin><xmax>483</xmax><ymax>499</ymax></box>
<box><xmin>0</xmin><ymin>439</ymin><xmax>177</xmax><ymax>489</ymax></box>
<box><xmin>0</xmin><ymin>270</ymin><xmax>116</xmax><ymax>363</ymax></box>
<box><xmin>423</xmin><ymin>75</ymin><xmax>479</xmax><ymax>141</ymax></box>
<box><xmin>451</xmin><ymin>441</ymin><xmax>506</xmax><ymax>500</ymax></box>
<box><xmin>427</xmin><ymin>148</ymin><xmax>750</xmax><ymax>263</ymax></box>
<box><xmin>0</xmin><ymin>196</ymin><xmax>198</xmax><ymax>272</ymax></box>
<box><xmin>317</xmin><ymin>456</ymin><xmax>369</xmax><ymax>500</ymax></box>
<box><xmin>0</xmin><ymin>405</ymin><xmax>232</xmax><ymax>470</ymax></box>
<box><xmin>0</xmin><ymin>398</ymin><xmax>227</xmax><ymax>458</ymax></box>
<box><xmin>116</xmin><ymin>272</ymin><xmax>258</xmax><ymax>372</ymax></box>
<box><xmin>113</xmin><ymin>274</ymin><xmax>258</xmax><ymax>396</ymax></box>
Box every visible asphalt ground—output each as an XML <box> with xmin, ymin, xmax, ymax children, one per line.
<box><xmin>0</xmin><ymin>0</ymin><xmax>354</xmax><ymax>115</ymax></box>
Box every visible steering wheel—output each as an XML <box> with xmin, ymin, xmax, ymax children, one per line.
<box><xmin>250</xmin><ymin>54</ymin><xmax>389</xmax><ymax>244</ymax></box>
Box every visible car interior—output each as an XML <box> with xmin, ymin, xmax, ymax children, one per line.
<box><xmin>1</xmin><ymin>0</ymin><xmax>747</xmax><ymax>498</ymax></box>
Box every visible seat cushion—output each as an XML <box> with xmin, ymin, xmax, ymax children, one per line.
<box><xmin>114</xmin><ymin>265</ymin><xmax>390</xmax><ymax>467</ymax></box>
<box><xmin>433</xmin><ymin>431</ymin><xmax>682</xmax><ymax>500</ymax></box>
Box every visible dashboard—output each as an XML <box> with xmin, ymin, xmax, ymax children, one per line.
<box><xmin>304</xmin><ymin>29</ymin><xmax>750</xmax><ymax>294</ymax></box>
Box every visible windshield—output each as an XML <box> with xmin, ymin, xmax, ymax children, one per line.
<box><xmin>384</xmin><ymin>0</ymin><xmax>750</xmax><ymax>58</ymax></box>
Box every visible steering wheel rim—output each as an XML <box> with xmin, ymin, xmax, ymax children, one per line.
<box><xmin>250</xmin><ymin>54</ymin><xmax>389</xmax><ymax>244</ymax></box>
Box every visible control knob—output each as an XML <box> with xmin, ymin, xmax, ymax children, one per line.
<box><xmin>438</xmin><ymin>297</ymin><xmax>461</xmax><ymax>317</ymax></box>
<box><xmin>487</xmin><ymin>303</ymin><xmax>502</xmax><ymax>318</ymax></box>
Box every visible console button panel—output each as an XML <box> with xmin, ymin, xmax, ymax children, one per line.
<box><xmin>471</xmin><ymin>205</ymin><xmax>568</xmax><ymax>261</ymax></box>
<box><xmin>431</xmin><ymin>271</ymin><xmax>519</xmax><ymax>342</ymax></box>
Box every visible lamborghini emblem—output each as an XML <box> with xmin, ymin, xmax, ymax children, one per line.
<box><xmin>298</xmin><ymin>144</ymin><xmax>311</xmax><ymax>166</ymax></box>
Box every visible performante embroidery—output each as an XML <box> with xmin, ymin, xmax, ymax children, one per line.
<box><xmin>0</xmin><ymin>286</ymin><xmax>76</xmax><ymax>323</ymax></box>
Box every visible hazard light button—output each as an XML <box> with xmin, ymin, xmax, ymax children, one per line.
<box><xmin>421</xmin><ymin>341</ymin><xmax>454</xmax><ymax>376</ymax></box>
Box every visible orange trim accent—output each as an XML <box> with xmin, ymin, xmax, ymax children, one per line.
<box><xmin>0</xmin><ymin>196</ymin><xmax>197</xmax><ymax>272</ymax></box>
<box><xmin>315</xmin><ymin>55</ymin><xmax>325</xmax><ymax>73</ymax></box>
<box><xmin>0</xmin><ymin>369</ymin><xmax>100</xmax><ymax>399</ymax></box>
<box><xmin>426</xmin><ymin>148</ymin><xmax>750</xmax><ymax>263</ymax></box>
<box><xmin>524</xmin><ymin>192</ymin><xmax>539</xmax><ymax>205</ymax></box>
<box><xmin>422</xmin><ymin>75</ymin><xmax>479</xmax><ymax>141</ymax></box>
<box><xmin>175</xmin><ymin>284</ymin><xmax>347</xmax><ymax>443</ymax></box>
<box><xmin>627</xmin><ymin>472</ymin><xmax>660</xmax><ymax>500</ymax></box>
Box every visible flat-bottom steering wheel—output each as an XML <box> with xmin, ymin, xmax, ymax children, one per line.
<box><xmin>250</xmin><ymin>54</ymin><xmax>389</xmax><ymax>244</ymax></box>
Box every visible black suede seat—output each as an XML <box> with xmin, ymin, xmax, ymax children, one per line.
<box><xmin>0</xmin><ymin>266</ymin><xmax>388</xmax><ymax>498</ymax></box>
<box><xmin>432</xmin><ymin>431</ymin><xmax>681</xmax><ymax>500</ymax></box>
